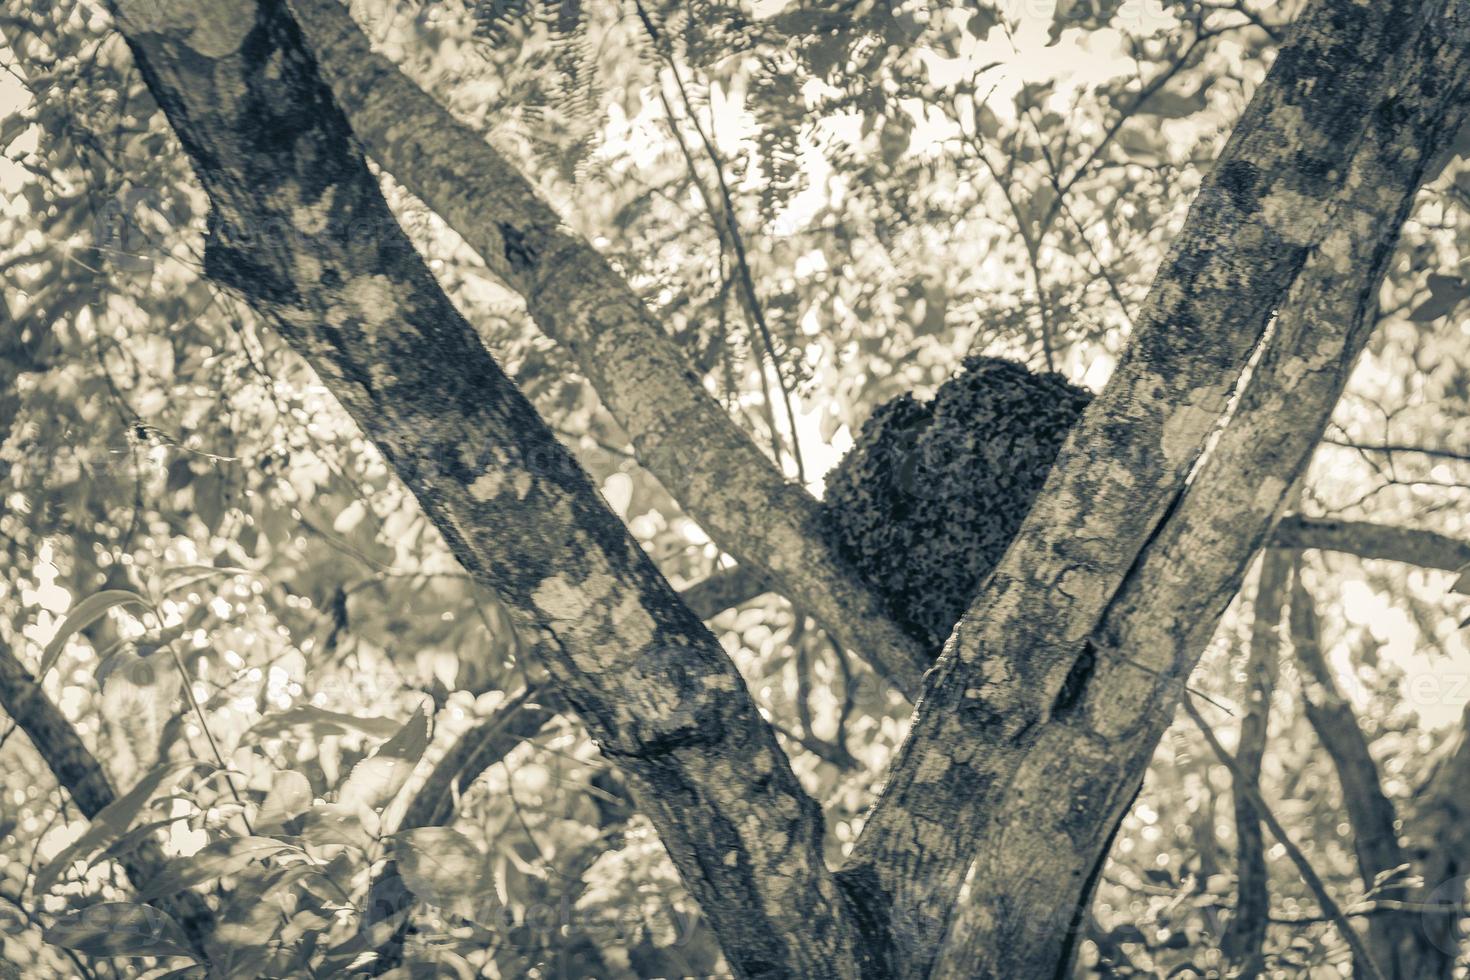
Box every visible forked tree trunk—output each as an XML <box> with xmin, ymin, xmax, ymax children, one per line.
<box><xmin>89</xmin><ymin>0</ymin><xmax>1470</xmax><ymax>975</ymax></box>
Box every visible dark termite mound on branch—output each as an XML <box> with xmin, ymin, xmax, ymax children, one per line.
<box><xmin>821</xmin><ymin>356</ymin><xmax>1092</xmax><ymax>649</ymax></box>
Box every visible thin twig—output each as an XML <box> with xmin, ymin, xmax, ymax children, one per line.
<box><xmin>961</xmin><ymin>92</ymin><xmax>1056</xmax><ymax>370</ymax></box>
<box><xmin>632</xmin><ymin>0</ymin><xmax>807</xmax><ymax>482</ymax></box>
<box><xmin>1181</xmin><ymin>695</ymin><xmax>1388</xmax><ymax>980</ymax></box>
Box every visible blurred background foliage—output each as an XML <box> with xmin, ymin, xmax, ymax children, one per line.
<box><xmin>1</xmin><ymin>0</ymin><xmax>1469</xmax><ymax>976</ymax></box>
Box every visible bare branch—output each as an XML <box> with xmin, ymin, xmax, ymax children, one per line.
<box><xmin>1272</xmin><ymin>516</ymin><xmax>1470</xmax><ymax>573</ymax></box>
<box><xmin>1322</xmin><ymin>438</ymin><xmax>1470</xmax><ymax>466</ymax></box>
<box><xmin>1221</xmin><ymin>548</ymin><xmax>1290</xmax><ymax>977</ymax></box>
<box><xmin>1290</xmin><ymin>565</ymin><xmax>1413</xmax><ymax>976</ymax></box>
<box><xmin>634</xmin><ymin>0</ymin><xmax>808</xmax><ymax>483</ymax></box>
<box><xmin>1406</xmin><ymin>703</ymin><xmax>1470</xmax><ymax>973</ymax></box>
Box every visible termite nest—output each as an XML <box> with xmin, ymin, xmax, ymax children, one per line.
<box><xmin>821</xmin><ymin>356</ymin><xmax>1093</xmax><ymax>649</ymax></box>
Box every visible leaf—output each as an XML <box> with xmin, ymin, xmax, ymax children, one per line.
<box><xmin>1139</xmin><ymin>83</ymin><xmax>1211</xmax><ymax>119</ymax></box>
<box><xmin>90</xmin><ymin>814</ymin><xmax>193</xmax><ymax>868</ymax></box>
<box><xmin>0</xmin><ymin>110</ymin><xmax>30</xmax><ymax>152</ymax></box>
<box><xmin>278</xmin><ymin>906</ymin><xmax>334</xmax><ymax>945</ymax></box>
<box><xmin>259</xmin><ymin>862</ymin><xmax>331</xmax><ymax>905</ymax></box>
<box><xmin>192</xmin><ymin>469</ymin><xmax>225</xmax><ymax>533</ymax></box>
<box><xmin>213</xmin><ymin>942</ymin><xmax>275</xmax><ymax>980</ymax></box>
<box><xmin>246</xmin><ymin>705</ymin><xmax>404</xmax><ymax>742</ymax></box>
<box><xmin>136</xmin><ymin>836</ymin><xmax>297</xmax><ymax>902</ymax></box>
<box><xmin>1451</xmin><ymin>561</ymin><xmax>1470</xmax><ymax>595</ymax></box>
<box><xmin>1409</xmin><ymin>273</ymin><xmax>1470</xmax><ymax>322</ymax></box>
<box><xmin>44</xmin><ymin>902</ymin><xmax>195</xmax><ymax>960</ymax></box>
<box><xmin>318</xmin><ymin>907</ymin><xmax>410</xmax><ymax>973</ymax></box>
<box><xmin>379</xmin><ymin>952</ymin><xmax>477</xmax><ymax>979</ymax></box>
<box><xmin>1143</xmin><ymin>867</ymin><xmax>1175</xmax><ymax>886</ymax></box>
<box><xmin>152</xmin><ymin>968</ymin><xmax>206</xmax><ymax>980</ymax></box>
<box><xmin>965</xmin><ymin>5</ymin><xmax>999</xmax><ymax>39</ymax></box>
<box><xmin>258</xmin><ymin>770</ymin><xmax>314</xmax><ymax>831</ymax></box>
<box><xmin>299</xmin><ymin>803</ymin><xmax>377</xmax><ymax>851</ymax></box>
<box><xmin>392</xmin><ymin>827</ymin><xmax>488</xmax><ymax>908</ymax></box>
<box><xmin>165</xmin><ymin>458</ymin><xmax>194</xmax><ymax>492</ymax></box>
<box><xmin>37</xmin><ymin>589</ymin><xmax>151</xmax><ymax>678</ymax></box>
<box><xmin>1106</xmin><ymin>922</ymin><xmax>1149</xmax><ymax>945</ymax></box>
<box><xmin>34</xmin><ymin>761</ymin><xmax>199</xmax><ymax>894</ymax></box>
<box><xmin>337</xmin><ymin>703</ymin><xmax>432</xmax><ymax>812</ymax></box>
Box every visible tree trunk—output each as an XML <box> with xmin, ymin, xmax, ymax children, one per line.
<box><xmin>90</xmin><ymin>0</ymin><xmax>1470</xmax><ymax>975</ymax></box>
<box><xmin>105</xmin><ymin>1</ymin><xmax>871</xmax><ymax>973</ymax></box>
<box><xmin>283</xmin><ymin>0</ymin><xmax>933</xmax><ymax>698</ymax></box>
<box><xmin>849</xmin><ymin>2</ymin><xmax>1470</xmax><ymax>974</ymax></box>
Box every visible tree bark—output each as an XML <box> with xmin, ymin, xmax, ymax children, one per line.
<box><xmin>104</xmin><ymin>2</ymin><xmax>869</xmax><ymax>974</ymax></box>
<box><xmin>1291</xmin><ymin>568</ymin><xmax>1413</xmax><ymax>978</ymax></box>
<box><xmin>1273</xmin><ymin>516</ymin><xmax>1470</xmax><ymax>574</ymax></box>
<box><xmin>1403</xmin><ymin>703</ymin><xmax>1470</xmax><ymax>977</ymax></box>
<box><xmin>361</xmin><ymin>559</ymin><xmax>773</xmax><ymax>957</ymax></box>
<box><xmin>1221</xmin><ymin>549</ymin><xmax>1290</xmax><ymax>977</ymax></box>
<box><xmin>939</xmin><ymin>28</ymin><xmax>1470</xmax><ymax>977</ymax></box>
<box><xmin>845</xmin><ymin>3</ymin><xmax>1468</xmax><ymax>975</ymax></box>
<box><xmin>282</xmin><ymin>0</ymin><xmax>932</xmax><ymax>699</ymax></box>
<box><xmin>76</xmin><ymin>0</ymin><xmax>1470</xmax><ymax>976</ymax></box>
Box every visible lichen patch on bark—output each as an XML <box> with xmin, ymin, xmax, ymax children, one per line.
<box><xmin>468</xmin><ymin>470</ymin><xmax>504</xmax><ymax>501</ymax></box>
<box><xmin>530</xmin><ymin>574</ymin><xmax>589</xmax><ymax>622</ymax></box>
<box><xmin>1159</xmin><ymin>396</ymin><xmax>1223</xmax><ymax>467</ymax></box>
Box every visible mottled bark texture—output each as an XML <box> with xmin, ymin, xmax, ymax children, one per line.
<box><xmin>104</xmin><ymin>2</ymin><xmax>870</xmax><ymax>975</ymax></box>
<box><xmin>1273</xmin><ymin>516</ymin><xmax>1470</xmax><ymax>573</ymax></box>
<box><xmin>283</xmin><ymin>0</ymin><xmax>932</xmax><ymax>699</ymax></box>
<box><xmin>89</xmin><ymin>0</ymin><xmax>1470</xmax><ymax>976</ymax></box>
<box><xmin>847</xmin><ymin>3</ymin><xmax>1470</xmax><ymax>975</ymax></box>
<box><xmin>1405</xmin><ymin>704</ymin><xmax>1470</xmax><ymax>977</ymax></box>
<box><xmin>0</xmin><ymin>641</ymin><xmax>217</xmax><ymax>956</ymax></box>
<box><xmin>1221</xmin><ymin>550</ymin><xmax>1290</xmax><ymax>978</ymax></box>
<box><xmin>928</xmin><ymin>6</ymin><xmax>1470</xmax><ymax>975</ymax></box>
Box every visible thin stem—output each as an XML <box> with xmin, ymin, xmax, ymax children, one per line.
<box><xmin>633</xmin><ymin>0</ymin><xmax>807</xmax><ymax>482</ymax></box>
<box><xmin>1182</xmin><ymin>695</ymin><xmax>1388</xmax><ymax>980</ymax></box>
<box><xmin>161</xmin><ymin>632</ymin><xmax>249</xmax><ymax>824</ymax></box>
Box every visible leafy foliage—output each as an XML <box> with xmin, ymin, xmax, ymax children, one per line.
<box><xmin>3</xmin><ymin>0</ymin><xmax>1470</xmax><ymax>976</ymax></box>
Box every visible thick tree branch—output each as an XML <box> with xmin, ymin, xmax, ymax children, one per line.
<box><xmin>1273</xmin><ymin>516</ymin><xmax>1470</xmax><ymax>573</ymax></box>
<box><xmin>936</xmin><ymin>15</ymin><xmax>1470</xmax><ymax>970</ymax></box>
<box><xmin>105</xmin><ymin>2</ymin><xmax>868</xmax><ymax>975</ymax></box>
<box><xmin>364</xmin><ymin>560</ymin><xmax>799</xmax><ymax>968</ymax></box>
<box><xmin>1221</xmin><ymin>548</ymin><xmax>1290</xmax><ymax>977</ymax></box>
<box><xmin>0</xmin><ymin>641</ymin><xmax>216</xmax><ymax>956</ymax></box>
<box><xmin>282</xmin><ymin>0</ymin><xmax>931</xmax><ymax>698</ymax></box>
<box><xmin>1405</xmin><ymin>704</ymin><xmax>1470</xmax><ymax>975</ymax></box>
<box><xmin>842</xmin><ymin>3</ymin><xmax>1465</xmax><ymax>974</ymax></box>
<box><xmin>1290</xmin><ymin>567</ymin><xmax>1412</xmax><ymax>977</ymax></box>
